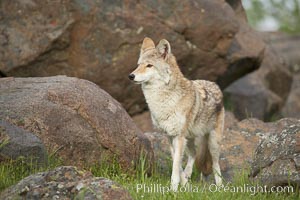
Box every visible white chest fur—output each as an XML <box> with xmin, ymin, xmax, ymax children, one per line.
<box><xmin>142</xmin><ymin>86</ymin><xmax>186</xmax><ymax>136</ymax></box>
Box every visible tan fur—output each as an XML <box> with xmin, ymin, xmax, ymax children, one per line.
<box><xmin>133</xmin><ymin>64</ymin><xmax>148</xmax><ymax>74</ymax></box>
<box><xmin>195</xmin><ymin>135</ymin><xmax>213</xmax><ymax>176</ymax></box>
<box><xmin>129</xmin><ymin>37</ymin><xmax>224</xmax><ymax>191</ymax></box>
<box><xmin>141</xmin><ymin>37</ymin><xmax>155</xmax><ymax>52</ymax></box>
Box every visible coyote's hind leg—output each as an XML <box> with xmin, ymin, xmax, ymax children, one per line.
<box><xmin>208</xmin><ymin>109</ymin><xmax>224</xmax><ymax>185</ymax></box>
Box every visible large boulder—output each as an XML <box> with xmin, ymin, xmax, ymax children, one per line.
<box><xmin>0</xmin><ymin>0</ymin><xmax>265</xmax><ymax>114</ymax></box>
<box><xmin>0</xmin><ymin>166</ymin><xmax>133</xmax><ymax>200</ymax></box>
<box><xmin>263</xmin><ymin>33</ymin><xmax>300</xmax><ymax>119</ymax></box>
<box><xmin>249</xmin><ymin>121</ymin><xmax>300</xmax><ymax>187</ymax></box>
<box><xmin>0</xmin><ymin>120</ymin><xmax>47</xmax><ymax>165</ymax></box>
<box><xmin>0</xmin><ymin>76</ymin><xmax>153</xmax><ymax>172</ymax></box>
<box><xmin>225</xmin><ymin>31</ymin><xmax>300</xmax><ymax>122</ymax></box>
<box><xmin>220</xmin><ymin>118</ymin><xmax>298</xmax><ymax>180</ymax></box>
<box><xmin>224</xmin><ymin>46</ymin><xmax>292</xmax><ymax>121</ymax></box>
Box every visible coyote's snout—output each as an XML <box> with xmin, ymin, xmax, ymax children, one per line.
<box><xmin>129</xmin><ymin>37</ymin><xmax>224</xmax><ymax>191</ymax></box>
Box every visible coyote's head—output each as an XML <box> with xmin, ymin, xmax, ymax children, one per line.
<box><xmin>128</xmin><ymin>37</ymin><xmax>172</xmax><ymax>85</ymax></box>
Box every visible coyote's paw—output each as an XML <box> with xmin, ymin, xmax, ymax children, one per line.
<box><xmin>171</xmin><ymin>175</ymin><xmax>180</xmax><ymax>192</ymax></box>
<box><xmin>180</xmin><ymin>171</ymin><xmax>189</xmax><ymax>186</ymax></box>
<box><xmin>171</xmin><ymin>182</ymin><xmax>179</xmax><ymax>192</ymax></box>
<box><xmin>215</xmin><ymin>176</ymin><xmax>223</xmax><ymax>186</ymax></box>
<box><xmin>184</xmin><ymin>166</ymin><xmax>193</xmax><ymax>179</ymax></box>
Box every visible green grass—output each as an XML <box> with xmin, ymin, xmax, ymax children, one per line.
<box><xmin>0</xmin><ymin>154</ymin><xmax>299</xmax><ymax>200</ymax></box>
<box><xmin>89</xmin><ymin>156</ymin><xmax>299</xmax><ymax>200</ymax></box>
<box><xmin>223</xmin><ymin>94</ymin><xmax>234</xmax><ymax>112</ymax></box>
<box><xmin>0</xmin><ymin>155</ymin><xmax>62</xmax><ymax>191</ymax></box>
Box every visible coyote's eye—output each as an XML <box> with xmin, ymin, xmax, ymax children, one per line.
<box><xmin>146</xmin><ymin>64</ymin><xmax>153</xmax><ymax>68</ymax></box>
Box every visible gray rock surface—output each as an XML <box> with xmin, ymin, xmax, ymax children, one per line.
<box><xmin>224</xmin><ymin>47</ymin><xmax>292</xmax><ymax>121</ymax></box>
<box><xmin>266</xmin><ymin>33</ymin><xmax>300</xmax><ymax>68</ymax></box>
<box><xmin>0</xmin><ymin>166</ymin><xmax>133</xmax><ymax>200</ymax></box>
<box><xmin>220</xmin><ymin>118</ymin><xmax>299</xmax><ymax>180</ymax></box>
<box><xmin>249</xmin><ymin>120</ymin><xmax>300</xmax><ymax>187</ymax></box>
<box><xmin>0</xmin><ymin>120</ymin><xmax>47</xmax><ymax>166</ymax></box>
<box><xmin>282</xmin><ymin>73</ymin><xmax>300</xmax><ymax>118</ymax></box>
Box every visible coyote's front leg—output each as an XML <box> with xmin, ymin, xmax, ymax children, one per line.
<box><xmin>170</xmin><ymin>135</ymin><xmax>186</xmax><ymax>192</ymax></box>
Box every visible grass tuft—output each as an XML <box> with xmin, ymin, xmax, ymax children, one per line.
<box><xmin>0</xmin><ymin>155</ymin><xmax>62</xmax><ymax>191</ymax></box>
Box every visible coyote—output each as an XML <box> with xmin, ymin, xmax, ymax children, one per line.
<box><xmin>129</xmin><ymin>37</ymin><xmax>224</xmax><ymax>191</ymax></box>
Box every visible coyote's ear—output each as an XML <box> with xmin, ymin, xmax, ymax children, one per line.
<box><xmin>156</xmin><ymin>39</ymin><xmax>171</xmax><ymax>59</ymax></box>
<box><xmin>141</xmin><ymin>37</ymin><xmax>155</xmax><ymax>53</ymax></box>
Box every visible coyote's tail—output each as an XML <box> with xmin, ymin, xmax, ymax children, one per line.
<box><xmin>195</xmin><ymin>108</ymin><xmax>224</xmax><ymax>176</ymax></box>
<box><xmin>194</xmin><ymin>136</ymin><xmax>213</xmax><ymax>176</ymax></box>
